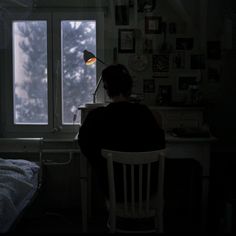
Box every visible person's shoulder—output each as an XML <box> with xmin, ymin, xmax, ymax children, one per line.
<box><xmin>93</xmin><ymin>106</ymin><xmax>106</xmax><ymax>112</ymax></box>
<box><xmin>132</xmin><ymin>103</ymin><xmax>151</xmax><ymax>112</ymax></box>
<box><xmin>105</xmin><ymin>102</ymin><xmax>151</xmax><ymax>114</ymax></box>
<box><xmin>86</xmin><ymin>106</ymin><xmax>106</xmax><ymax>120</ymax></box>
<box><xmin>89</xmin><ymin>106</ymin><xmax>106</xmax><ymax>114</ymax></box>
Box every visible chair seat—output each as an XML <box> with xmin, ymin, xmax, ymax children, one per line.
<box><xmin>107</xmin><ymin>216</ymin><xmax>158</xmax><ymax>233</ymax></box>
<box><xmin>106</xmin><ymin>196</ymin><xmax>159</xmax><ymax>218</ymax></box>
<box><xmin>116</xmin><ymin>203</ymin><xmax>156</xmax><ymax>218</ymax></box>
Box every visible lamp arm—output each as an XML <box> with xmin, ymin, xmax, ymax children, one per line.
<box><xmin>96</xmin><ymin>57</ymin><xmax>106</xmax><ymax>65</ymax></box>
<box><xmin>93</xmin><ymin>75</ymin><xmax>103</xmax><ymax>103</ymax></box>
<box><xmin>92</xmin><ymin>57</ymin><xmax>107</xmax><ymax>103</ymax></box>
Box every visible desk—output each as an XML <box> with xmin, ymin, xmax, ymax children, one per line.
<box><xmin>165</xmin><ymin>133</ymin><xmax>217</xmax><ymax>231</ymax></box>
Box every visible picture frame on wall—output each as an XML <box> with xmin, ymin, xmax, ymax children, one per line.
<box><xmin>152</xmin><ymin>54</ymin><xmax>170</xmax><ymax>72</ymax></box>
<box><xmin>137</xmin><ymin>0</ymin><xmax>156</xmax><ymax>13</ymax></box>
<box><xmin>173</xmin><ymin>71</ymin><xmax>201</xmax><ymax>102</ymax></box>
<box><xmin>177</xmin><ymin>72</ymin><xmax>201</xmax><ymax>91</ymax></box>
<box><xmin>158</xmin><ymin>85</ymin><xmax>172</xmax><ymax>105</ymax></box>
<box><xmin>172</xmin><ymin>52</ymin><xmax>185</xmax><ymax>69</ymax></box>
<box><xmin>143</xmin><ymin>37</ymin><xmax>153</xmax><ymax>53</ymax></box>
<box><xmin>176</xmin><ymin>37</ymin><xmax>194</xmax><ymax>50</ymax></box>
<box><xmin>118</xmin><ymin>29</ymin><xmax>135</xmax><ymax>53</ymax></box>
<box><xmin>145</xmin><ymin>16</ymin><xmax>162</xmax><ymax>34</ymax></box>
<box><xmin>143</xmin><ymin>79</ymin><xmax>155</xmax><ymax>93</ymax></box>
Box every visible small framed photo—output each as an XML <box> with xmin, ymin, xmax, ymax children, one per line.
<box><xmin>152</xmin><ymin>54</ymin><xmax>170</xmax><ymax>72</ymax></box>
<box><xmin>143</xmin><ymin>37</ymin><xmax>153</xmax><ymax>54</ymax></box>
<box><xmin>176</xmin><ymin>37</ymin><xmax>194</xmax><ymax>50</ymax></box>
<box><xmin>143</xmin><ymin>79</ymin><xmax>155</xmax><ymax>93</ymax></box>
<box><xmin>118</xmin><ymin>29</ymin><xmax>135</xmax><ymax>53</ymax></box>
<box><xmin>172</xmin><ymin>52</ymin><xmax>185</xmax><ymax>69</ymax></box>
<box><xmin>177</xmin><ymin>72</ymin><xmax>201</xmax><ymax>91</ymax></box>
<box><xmin>145</xmin><ymin>16</ymin><xmax>162</xmax><ymax>34</ymax></box>
<box><xmin>173</xmin><ymin>71</ymin><xmax>201</xmax><ymax>102</ymax></box>
<box><xmin>158</xmin><ymin>85</ymin><xmax>172</xmax><ymax>105</ymax></box>
<box><xmin>138</xmin><ymin>0</ymin><xmax>156</xmax><ymax>13</ymax></box>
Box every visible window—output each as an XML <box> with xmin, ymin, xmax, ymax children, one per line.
<box><xmin>13</xmin><ymin>20</ymin><xmax>48</xmax><ymax>125</ymax></box>
<box><xmin>4</xmin><ymin>11</ymin><xmax>104</xmax><ymax>136</ymax></box>
<box><xmin>61</xmin><ymin>20</ymin><xmax>96</xmax><ymax>124</ymax></box>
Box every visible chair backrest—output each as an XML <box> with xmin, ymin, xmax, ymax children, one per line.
<box><xmin>101</xmin><ymin>149</ymin><xmax>166</xmax><ymax>233</ymax></box>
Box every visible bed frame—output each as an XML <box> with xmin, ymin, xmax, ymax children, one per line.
<box><xmin>0</xmin><ymin>138</ymin><xmax>43</xmax><ymax>233</ymax></box>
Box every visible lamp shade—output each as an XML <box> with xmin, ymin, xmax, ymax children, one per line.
<box><xmin>83</xmin><ymin>49</ymin><xmax>106</xmax><ymax>65</ymax></box>
<box><xmin>83</xmin><ymin>50</ymin><xmax>97</xmax><ymax>65</ymax></box>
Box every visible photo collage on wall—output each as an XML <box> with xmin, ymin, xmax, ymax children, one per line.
<box><xmin>114</xmin><ymin>0</ymin><xmax>160</xmax><ymax>100</ymax></box>
<box><xmin>114</xmin><ymin>0</ymin><xmax>207</xmax><ymax>105</ymax></box>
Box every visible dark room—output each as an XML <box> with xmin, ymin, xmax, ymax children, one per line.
<box><xmin>0</xmin><ymin>0</ymin><xmax>236</xmax><ymax>234</ymax></box>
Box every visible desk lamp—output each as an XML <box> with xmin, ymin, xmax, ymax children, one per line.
<box><xmin>83</xmin><ymin>50</ymin><xmax>106</xmax><ymax>103</ymax></box>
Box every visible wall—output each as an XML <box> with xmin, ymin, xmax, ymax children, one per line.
<box><xmin>205</xmin><ymin>0</ymin><xmax>236</xmax><ymax>151</ymax></box>
<box><xmin>206</xmin><ymin>0</ymin><xmax>236</xmax><ymax>232</ymax></box>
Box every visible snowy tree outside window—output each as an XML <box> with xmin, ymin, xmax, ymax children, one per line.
<box><xmin>13</xmin><ymin>20</ymin><xmax>96</xmax><ymax>125</ymax></box>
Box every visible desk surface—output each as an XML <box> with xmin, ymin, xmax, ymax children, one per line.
<box><xmin>79</xmin><ymin>105</ymin><xmax>205</xmax><ymax>110</ymax></box>
<box><xmin>0</xmin><ymin>138</ymin><xmax>43</xmax><ymax>142</ymax></box>
<box><xmin>0</xmin><ymin>134</ymin><xmax>217</xmax><ymax>145</ymax></box>
<box><xmin>165</xmin><ymin>133</ymin><xmax>217</xmax><ymax>143</ymax></box>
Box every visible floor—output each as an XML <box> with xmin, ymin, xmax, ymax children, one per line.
<box><xmin>13</xmin><ymin>206</ymin><xmax>109</xmax><ymax>234</ymax></box>
<box><xmin>11</xmin><ymin>186</ymin><xmax>109</xmax><ymax>234</ymax></box>
<box><xmin>11</xmin><ymin>157</ymin><xmax>230</xmax><ymax>234</ymax></box>
<box><xmin>11</xmin><ymin>158</ymin><xmax>205</xmax><ymax>234</ymax></box>
<box><xmin>12</xmin><ymin>198</ymin><xmax>202</xmax><ymax>234</ymax></box>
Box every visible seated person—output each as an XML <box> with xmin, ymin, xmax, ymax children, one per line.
<box><xmin>78</xmin><ymin>64</ymin><xmax>165</xmax><ymax>201</ymax></box>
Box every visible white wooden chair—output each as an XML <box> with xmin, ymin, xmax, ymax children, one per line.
<box><xmin>101</xmin><ymin>149</ymin><xmax>166</xmax><ymax>233</ymax></box>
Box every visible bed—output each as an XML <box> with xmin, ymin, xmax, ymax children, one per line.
<box><xmin>0</xmin><ymin>157</ymin><xmax>42</xmax><ymax>233</ymax></box>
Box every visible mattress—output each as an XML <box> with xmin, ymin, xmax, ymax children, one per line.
<box><xmin>0</xmin><ymin>158</ymin><xmax>40</xmax><ymax>233</ymax></box>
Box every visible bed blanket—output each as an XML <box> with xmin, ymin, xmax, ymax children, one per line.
<box><xmin>0</xmin><ymin>158</ymin><xmax>39</xmax><ymax>233</ymax></box>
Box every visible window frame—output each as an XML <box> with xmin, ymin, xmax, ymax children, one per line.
<box><xmin>2</xmin><ymin>9</ymin><xmax>104</xmax><ymax>138</ymax></box>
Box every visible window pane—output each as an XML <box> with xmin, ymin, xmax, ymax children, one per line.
<box><xmin>61</xmin><ymin>20</ymin><xmax>96</xmax><ymax>124</ymax></box>
<box><xmin>13</xmin><ymin>21</ymin><xmax>48</xmax><ymax>124</ymax></box>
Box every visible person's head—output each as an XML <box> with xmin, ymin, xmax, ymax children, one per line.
<box><xmin>101</xmin><ymin>64</ymin><xmax>133</xmax><ymax>99</ymax></box>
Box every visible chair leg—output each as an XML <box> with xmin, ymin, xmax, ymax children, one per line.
<box><xmin>154</xmin><ymin>215</ymin><xmax>158</xmax><ymax>232</ymax></box>
<box><xmin>80</xmin><ymin>179</ymin><xmax>87</xmax><ymax>233</ymax></box>
<box><xmin>159</xmin><ymin>214</ymin><xmax>163</xmax><ymax>233</ymax></box>
<box><xmin>154</xmin><ymin>213</ymin><xmax>164</xmax><ymax>233</ymax></box>
<box><xmin>107</xmin><ymin>213</ymin><xmax>116</xmax><ymax>233</ymax></box>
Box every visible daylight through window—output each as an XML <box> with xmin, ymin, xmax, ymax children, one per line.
<box><xmin>12</xmin><ymin>19</ymin><xmax>97</xmax><ymax>125</ymax></box>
